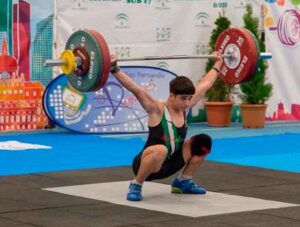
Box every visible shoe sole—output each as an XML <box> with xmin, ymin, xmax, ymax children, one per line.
<box><xmin>171</xmin><ymin>187</ymin><xmax>206</xmax><ymax>194</ymax></box>
<box><xmin>127</xmin><ymin>198</ymin><xmax>143</xmax><ymax>201</ymax></box>
<box><xmin>171</xmin><ymin>187</ymin><xmax>184</xmax><ymax>194</ymax></box>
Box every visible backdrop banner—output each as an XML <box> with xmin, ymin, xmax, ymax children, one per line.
<box><xmin>55</xmin><ymin>0</ymin><xmax>267</xmax><ymax>122</ymax></box>
<box><xmin>264</xmin><ymin>1</ymin><xmax>300</xmax><ymax>120</ymax></box>
<box><xmin>43</xmin><ymin>66</ymin><xmax>176</xmax><ymax>133</ymax></box>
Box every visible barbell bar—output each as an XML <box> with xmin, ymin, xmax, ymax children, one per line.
<box><xmin>117</xmin><ymin>53</ymin><xmax>272</xmax><ymax>61</ymax></box>
<box><xmin>44</xmin><ymin>52</ymin><xmax>272</xmax><ymax>67</ymax></box>
<box><xmin>43</xmin><ymin>53</ymin><xmax>235</xmax><ymax>68</ymax></box>
<box><xmin>44</xmin><ymin>59</ymin><xmax>69</xmax><ymax>67</ymax></box>
<box><xmin>44</xmin><ymin>28</ymin><xmax>272</xmax><ymax>92</ymax></box>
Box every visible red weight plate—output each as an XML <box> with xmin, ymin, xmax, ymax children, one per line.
<box><xmin>88</xmin><ymin>30</ymin><xmax>111</xmax><ymax>90</ymax></box>
<box><xmin>232</xmin><ymin>28</ymin><xmax>258</xmax><ymax>83</ymax></box>
<box><xmin>240</xmin><ymin>29</ymin><xmax>259</xmax><ymax>82</ymax></box>
<box><xmin>214</xmin><ymin>28</ymin><xmax>259</xmax><ymax>84</ymax></box>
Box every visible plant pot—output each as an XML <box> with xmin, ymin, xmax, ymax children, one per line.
<box><xmin>204</xmin><ymin>101</ymin><xmax>233</xmax><ymax>127</ymax></box>
<box><xmin>240</xmin><ymin>104</ymin><xmax>267</xmax><ymax>128</ymax></box>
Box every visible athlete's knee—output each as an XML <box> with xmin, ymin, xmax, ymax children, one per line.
<box><xmin>190</xmin><ymin>133</ymin><xmax>212</xmax><ymax>157</ymax></box>
<box><xmin>151</xmin><ymin>148</ymin><xmax>168</xmax><ymax>163</ymax></box>
<box><xmin>147</xmin><ymin>147</ymin><xmax>167</xmax><ymax>172</ymax></box>
<box><xmin>144</xmin><ymin>146</ymin><xmax>167</xmax><ymax>162</ymax></box>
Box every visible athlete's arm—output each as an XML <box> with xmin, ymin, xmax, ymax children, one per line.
<box><xmin>189</xmin><ymin>52</ymin><xmax>223</xmax><ymax>107</ymax></box>
<box><xmin>110</xmin><ymin>55</ymin><xmax>159</xmax><ymax>114</ymax></box>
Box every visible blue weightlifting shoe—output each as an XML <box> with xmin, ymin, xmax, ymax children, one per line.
<box><xmin>127</xmin><ymin>182</ymin><xmax>143</xmax><ymax>201</ymax></box>
<box><xmin>171</xmin><ymin>178</ymin><xmax>206</xmax><ymax>194</ymax></box>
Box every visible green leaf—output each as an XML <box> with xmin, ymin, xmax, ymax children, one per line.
<box><xmin>239</xmin><ymin>4</ymin><xmax>273</xmax><ymax>104</ymax></box>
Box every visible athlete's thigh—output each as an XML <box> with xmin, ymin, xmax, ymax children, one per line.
<box><xmin>141</xmin><ymin>144</ymin><xmax>168</xmax><ymax>160</ymax></box>
<box><xmin>132</xmin><ymin>144</ymin><xmax>167</xmax><ymax>176</ymax></box>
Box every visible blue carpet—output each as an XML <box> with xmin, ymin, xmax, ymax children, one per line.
<box><xmin>0</xmin><ymin>132</ymin><xmax>144</xmax><ymax>176</ymax></box>
<box><xmin>0</xmin><ymin>132</ymin><xmax>299</xmax><ymax>176</ymax></box>
<box><xmin>209</xmin><ymin>132</ymin><xmax>300</xmax><ymax>173</ymax></box>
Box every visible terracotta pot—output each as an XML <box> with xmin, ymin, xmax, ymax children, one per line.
<box><xmin>204</xmin><ymin>101</ymin><xmax>233</xmax><ymax>127</ymax></box>
<box><xmin>240</xmin><ymin>104</ymin><xmax>267</xmax><ymax>128</ymax></box>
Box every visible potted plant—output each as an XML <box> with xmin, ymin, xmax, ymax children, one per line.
<box><xmin>239</xmin><ymin>4</ymin><xmax>273</xmax><ymax>128</ymax></box>
<box><xmin>204</xmin><ymin>15</ymin><xmax>235</xmax><ymax>127</ymax></box>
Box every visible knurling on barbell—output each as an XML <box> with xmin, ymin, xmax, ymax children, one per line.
<box><xmin>43</xmin><ymin>28</ymin><xmax>272</xmax><ymax>93</ymax></box>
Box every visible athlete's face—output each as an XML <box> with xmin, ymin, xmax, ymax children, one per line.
<box><xmin>171</xmin><ymin>94</ymin><xmax>193</xmax><ymax>110</ymax></box>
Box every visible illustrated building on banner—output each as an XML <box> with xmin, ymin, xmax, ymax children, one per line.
<box><xmin>13</xmin><ymin>0</ymin><xmax>31</xmax><ymax>81</ymax></box>
<box><xmin>0</xmin><ymin>39</ymin><xmax>48</xmax><ymax>132</ymax></box>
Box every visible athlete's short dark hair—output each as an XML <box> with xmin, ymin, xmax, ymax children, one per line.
<box><xmin>169</xmin><ymin>76</ymin><xmax>195</xmax><ymax>95</ymax></box>
<box><xmin>191</xmin><ymin>133</ymin><xmax>212</xmax><ymax>156</ymax></box>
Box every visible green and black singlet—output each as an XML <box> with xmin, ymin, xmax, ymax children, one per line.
<box><xmin>132</xmin><ymin>105</ymin><xmax>188</xmax><ymax>180</ymax></box>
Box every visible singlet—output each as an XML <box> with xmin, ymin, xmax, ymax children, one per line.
<box><xmin>142</xmin><ymin>105</ymin><xmax>188</xmax><ymax>159</ymax></box>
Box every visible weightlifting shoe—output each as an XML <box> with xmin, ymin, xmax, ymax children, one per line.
<box><xmin>127</xmin><ymin>182</ymin><xmax>143</xmax><ymax>201</ymax></box>
<box><xmin>171</xmin><ymin>178</ymin><xmax>206</xmax><ymax>194</ymax></box>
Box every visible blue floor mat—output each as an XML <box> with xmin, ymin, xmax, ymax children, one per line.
<box><xmin>0</xmin><ymin>131</ymin><xmax>299</xmax><ymax>176</ymax></box>
<box><xmin>209</xmin><ymin>132</ymin><xmax>300</xmax><ymax>173</ymax></box>
<box><xmin>0</xmin><ymin>132</ymin><xmax>144</xmax><ymax>176</ymax></box>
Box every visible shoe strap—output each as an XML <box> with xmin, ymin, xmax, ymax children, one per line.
<box><xmin>129</xmin><ymin>183</ymin><xmax>142</xmax><ymax>192</ymax></box>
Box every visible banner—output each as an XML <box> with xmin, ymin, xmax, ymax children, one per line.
<box><xmin>55</xmin><ymin>0</ymin><xmax>263</xmax><ymax>119</ymax></box>
<box><xmin>264</xmin><ymin>0</ymin><xmax>300</xmax><ymax>120</ymax></box>
<box><xmin>0</xmin><ymin>0</ymin><xmax>54</xmax><ymax>85</ymax></box>
<box><xmin>0</xmin><ymin>0</ymin><xmax>53</xmax><ymax>132</ymax></box>
<box><xmin>43</xmin><ymin>66</ymin><xmax>176</xmax><ymax>133</ymax></box>
<box><xmin>3</xmin><ymin>0</ymin><xmax>300</xmax><ymax>132</ymax></box>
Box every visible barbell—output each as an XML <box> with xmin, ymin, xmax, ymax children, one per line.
<box><xmin>44</xmin><ymin>28</ymin><xmax>272</xmax><ymax>92</ymax></box>
<box><xmin>269</xmin><ymin>9</ymin><xmax>300</xmax><ymax>46</ymax></box>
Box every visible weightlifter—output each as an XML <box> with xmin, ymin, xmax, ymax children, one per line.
<box><xmin>111</xmin><ymin>53</ymin><xmax>223</xmax><ymax>201</ymax></box>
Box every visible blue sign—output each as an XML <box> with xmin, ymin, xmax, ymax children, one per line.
<box><xmin>43</xmin><ymin>66</ymin><xmax>176</xmax><ymax>134</ymax></box>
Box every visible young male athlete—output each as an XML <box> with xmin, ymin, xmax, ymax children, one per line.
<box><xmin>110</xmin><ymin>53</ymin><xmax>223</xmax><ymax>201</ymax></box>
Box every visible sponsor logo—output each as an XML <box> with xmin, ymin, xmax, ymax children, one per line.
<box><xmin>156</xmin><ymin>61</ymin><xmax>170</xmax><ymax>69</ymax></box>
<box><xmin>89</xmin><ymin>0</ymin><xmax>122</xmax><ymax>2</ymax></box>
<box><xmin>71</xmin><ymin>0</ymin><xmax>88</xmax><ymax>10</ymax></box>
<box><xmin>195</xmin><ymin>12</ymin><xmax>210</xmax><ymax>27</ymax></box>
<box><xmin>196</xmin><ymin>43</ymin><xmax>210</xmax><ymax>55</ymax></box>
<box><xmin>126</xmin><ymin>0</ymin><xmax>152</xmax><ymax>4</ymax></box>
<box><xmin>114</xmin><ymin>46</ymin><xmax>131</xmax><ymax>58</ymax></box>
<box><xmin>156</xmin><ymin>27</ymin><xmax>171</xmax><ymax>42</ymax></box>
<box><xmin>213</xmin><ymin>1</ymin><xmax>228</xmax><ymax>8</ymax></box>
<box><xmin>115</xmin><ymin>13</ymin><xmax>130</xmax><ymax>29</ymax></box>
<box><xmin>234</xmin><ymin>0</ymin><xmax>250</xmax><ymax>9</ymax></box>
<box><xmin>155</xmin><ymin>0</ymin><xmax>171</xmax><ymax>10</ymax></box>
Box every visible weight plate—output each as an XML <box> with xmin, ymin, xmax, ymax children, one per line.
<box><xmin>87</xmin><ymin>30</ymin><xmax>111</xmax><ymax>91</ymax></box>
<box><xmin>65</xmin><ymin>30</ymin><xmax>104</xmax><ymax>92</ymax></box>
<box><xmin>214</xmin><ymin>28</ymin><xmax>259</xmax><ymax>84</ymax></box>
<box><xmin>243</xmin><ymin>29</ymin><xmax>261</xmax><ymax>82</ymax></box>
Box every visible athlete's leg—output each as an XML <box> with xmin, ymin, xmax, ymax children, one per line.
<box><xmin>181</xmin><ymin>139</ymin><xmax>206</xmax><ymax>175</ymax></box>
<box><xmin>171</xmin><ymin>134</ymin><xmax>212</xmax><ymax>194</ymax></box>
<box><xmin>135</xmin><ymin>144</ymin><xmax>168</xmax><ymax>184</ymax></box>
<box><xmin>127</xmin><ymin>144</ymin><xmax>168</xmax><ymax>201</ymax></box>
